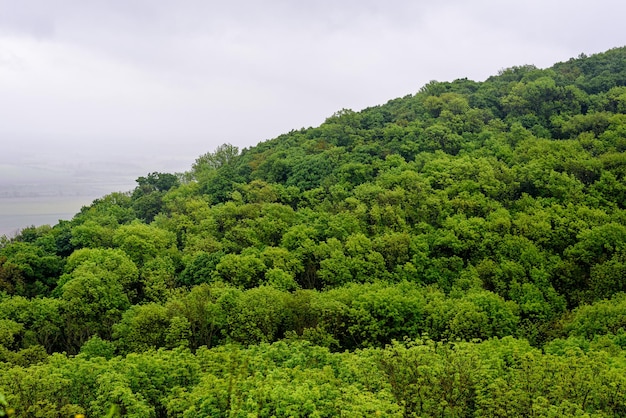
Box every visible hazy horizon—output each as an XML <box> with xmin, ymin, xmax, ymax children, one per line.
<box><xmin>0</xmin><ymin>162</ymin><xmax>138</xmax><ymax>236</ymax></box>
<box><xmin>0</xmin><ymin>149</ymin><xmax>200</xmax><ymax>235</ymax></box>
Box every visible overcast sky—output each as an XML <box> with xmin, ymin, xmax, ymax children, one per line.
<box><xmin>0</xmin><ymin>0</ymin><xmax>625</xmax><ymax>195</ymax></box>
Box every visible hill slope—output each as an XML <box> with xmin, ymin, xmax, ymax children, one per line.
<box><xmin>1</xmin><ymin>47</ymin><xmax>626</xmax><ymax>417</ymax></box>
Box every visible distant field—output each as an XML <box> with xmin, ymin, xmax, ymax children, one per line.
<box><xmin>0</xmin><ymin>151</ymin><xmax>193</xmax><ymax>237</ymax></box>
<box><xmin>0</xmin><ymin>162</ymin><xmax>140</xmax><ymax>237</ymax></box>
<box><xmin>0</xmin><ymin>196</ymin><xmax>99</xmax><ymax>236</ymax></box>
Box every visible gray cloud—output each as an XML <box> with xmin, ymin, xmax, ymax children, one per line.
<box><xmin>0</xmin><ymin>0</ymin><xmax>624</xmax><ymax>174</ymax></box>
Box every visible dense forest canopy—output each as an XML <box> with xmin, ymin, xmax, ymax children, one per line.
<box><xmin>1</xmin><ymin>47</ymin><xmax>626</xmax><ymax>417</ymax></box>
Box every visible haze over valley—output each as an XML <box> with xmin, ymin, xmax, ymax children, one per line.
<box><xmin>0</xmin><ymin>150</ymin><xmax>191</xmax><ymax>235</ymax></box>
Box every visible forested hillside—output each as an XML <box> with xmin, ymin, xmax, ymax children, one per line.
<box><xmin>1</xmin><ymin>47</ymin><xmax>626</xmax><ymax>417</ymax></box>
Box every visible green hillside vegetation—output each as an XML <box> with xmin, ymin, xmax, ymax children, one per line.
<box><xmin>1</xmin><ymin>47</ymin><xmax>626</xmax><ymax>417</ymax></box>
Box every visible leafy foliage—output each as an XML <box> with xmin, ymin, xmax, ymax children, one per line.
<box><xmin>2</xmin><ymin>46</ymin><xmax>626</xmax><ymax>416</ymax></box>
